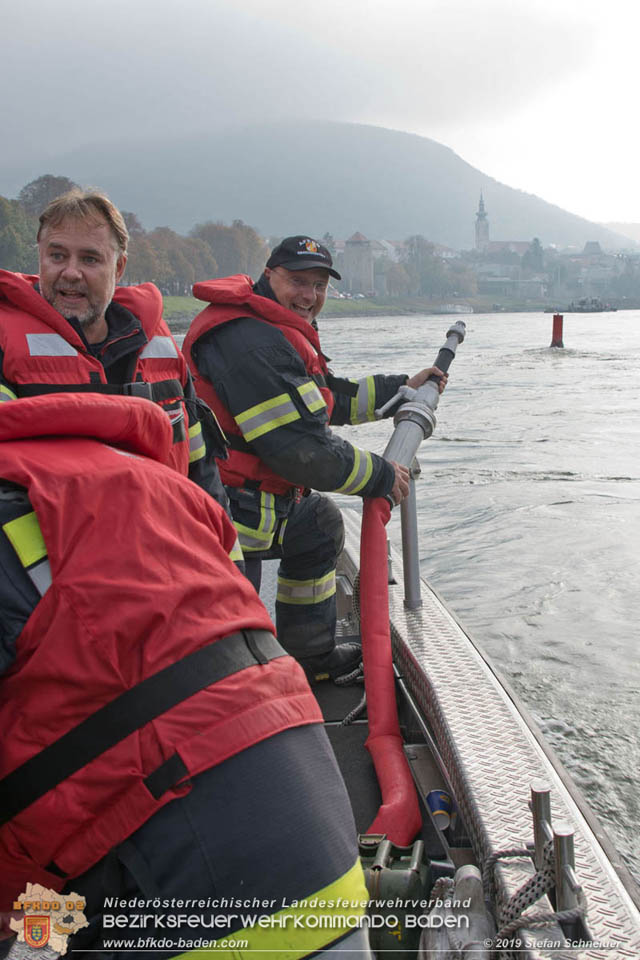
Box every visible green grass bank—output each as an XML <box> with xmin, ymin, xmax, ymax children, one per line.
<box><xmin>162</xmin><ymin>293</ymin><xmax>560</xmax><ymax>332</ymax></box>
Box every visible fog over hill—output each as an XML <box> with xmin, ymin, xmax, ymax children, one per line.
<box><xmin>3</xmin><ymin>122</ymin><xmax>631</xmax><ymax>251</ymax></box>
<box><xmin>604</xmin><ymin>222</ymin><xmax>640</xmax><ymax>245</ymax></box>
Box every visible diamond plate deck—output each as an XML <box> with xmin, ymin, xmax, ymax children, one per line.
<box><xmin>341</xmin><ymin>508</ymin><xmax>640</xmax><ymax>960</ymax></box>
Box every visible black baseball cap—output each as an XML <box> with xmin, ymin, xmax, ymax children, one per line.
<box><xmin>266</xmin><ymin>235</ymin><xmax>341</xmax><ymax>280</ymax></box>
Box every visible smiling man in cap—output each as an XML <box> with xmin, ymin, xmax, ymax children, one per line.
<box><xmin>183</xmin><ymin>235</ymin><xmax>445</xmax><ymax>683</ymax></box>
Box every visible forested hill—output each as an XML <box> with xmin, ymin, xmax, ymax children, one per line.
<box><xmin>0</xmin><ymin>121</ymin><xmax>630</xmax><ymax>250</ymax></box>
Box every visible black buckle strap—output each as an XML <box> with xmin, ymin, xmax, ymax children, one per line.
<box><xmin>230</xmin><ymin>480</ymin><xmax>300</xmax><ymax>501</ymax></box>
<box><xmin>0</xmin><ymin>630</ymin><xmax>284</xmax><ymax>825</ymax></box>
<box><xmin>16</xmin><ymin>379</ymin><xmax>184</xmax><ymax>402</ymax></box>
<box><xmin>122</xmin><ymin>381</ymin><xmax>153</xmax><ymax>400</ymax></box>
<box><xmin>144</xmin><ymin>753</ymin><xmax>189</xmax><ymax>800</ymax></box>
<box><xmin>126</xmin><ymin>379</ymin><xmax>184</xmax><ymax>403</ymax></box>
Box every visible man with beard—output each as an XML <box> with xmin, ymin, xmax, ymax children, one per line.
<box><xmin>0</xmin><ymin>189</ymin><xmax>230</xmax><ymax>514</ymax></box>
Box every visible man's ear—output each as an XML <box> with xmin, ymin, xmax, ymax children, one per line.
<box><xmin>115</xmin><ymin>253</ymin><xmax>127</xmax><ymax>283</ymax></box>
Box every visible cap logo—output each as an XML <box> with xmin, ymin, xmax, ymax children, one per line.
<box><xmin>295</xmin><ymin>238</ymin><xmax>328</xmax><ymax>260</ymax></box>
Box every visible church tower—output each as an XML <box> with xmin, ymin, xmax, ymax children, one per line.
<box><xmin>475</xmin><ymin>193</ymin><xmax>489</xmax><ymax>252</ymax></box>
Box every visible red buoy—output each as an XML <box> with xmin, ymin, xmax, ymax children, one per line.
<box><xmin>551</xmin><ymin>313</ymin><xmax>564</xmax><ymax>348</ymax></box>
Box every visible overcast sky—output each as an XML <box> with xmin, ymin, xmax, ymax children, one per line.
<box><xmin>2</xmin><ymin>0</ymin><xmax>637</xmax><ymax>223</ymax></box>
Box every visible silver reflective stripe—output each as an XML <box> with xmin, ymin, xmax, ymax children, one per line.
<box><xmin>334</xmin><ymin>447</ymin><xmax>373</xmax><ymax>495</ymax></box>
<box><xmin>139</xmin><ymin>336</ymin><xmax>178</xmax><ymax>359</ymax></box>
<box><xmin>350</xmin><ymin>376</ymin><xmax>376</xmax><ymax>423</ymax></box>
<box><xmin>28</xmin><ymin>558</ymin><xmax>52</xmax><ymax>596</ymax></box>
<box><xmin>258</xmin><ymin>493</ymin><xmax>276</xmax><ymax>537</ymax></box>
<box><xmin>277</xmin><ymin>517</ymin><xmax>288</xmax><ymax>546</ymax></box>
<box><xmin>26</xmin><ymin>333</ymin><xmax>78</xmax><ymax>357</ymax></box>
<box><xmin>236</xmin><ymin>393</ymin><xmax>300</xmax><ymax>442</ymax></box>
<box><xmin>277</xmin><ymin>569</ymin><xmax>336</xmax><ymax>605</ymax></box>
<box><xmin>297</xmin><ymin>380</ymin><xmax>326</xmax><ymax>414</ymax></box>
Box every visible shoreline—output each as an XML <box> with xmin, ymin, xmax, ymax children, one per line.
<box><xmin>163</xmin><ymin>294</ymin><xmax>636</xmax><ymax>332</ymax></box>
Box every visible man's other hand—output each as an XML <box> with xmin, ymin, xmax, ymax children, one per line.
<box><xmin>406</xmin><ymin>366</ymin><xmax>448</xmax><ymax>394</ymax></box>
<box><xmin>389</xmin><ymin>461</ymin><xmax>410</xmax><ymax>504</ymax></box>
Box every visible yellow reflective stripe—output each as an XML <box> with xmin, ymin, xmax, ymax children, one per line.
<box><xmin>3</xmin><ymin>511</ymin><xmax>52</xmax><ymax>596</ymax></box>
<box><xmin>334</xmin><ymin>447</ymin><xmax>373</xmax><ymax>496</ymax></box>
<box><xmin>236</xmin><ymin>393</ymin><xmax>300</xmax><ymax>442</ymax></box>
<box><xmin>0</xmin><ymin>384</ymin><xmax>17</xmax><ymax>402</ymax></box>
<box><xmin>297</xmin><ymin>380</ymin><xmax>326</xmax><ymax>414</ymax></box>
<box><xmin>258</xmin><ymin>492</ymin><xmax>276</xmax><ymax>535</ymax></box>
<box><xmin>188</xmin><ymin>421</ymin><xmax>206</xmax><ymax>463</ymax></box>
<box><xmin>236</xmin><ymin>523</ymin><xmax>273</xmax><ymax>552</ymax></box>
<box><xmin>3</xmin><ymin>511</ymin><xmax>47</xmax><ymax>568</ymax></box>
<box><xmin>277</xmin><ymin>569</ymin><xmax>336</xmax><ymax>605</ymax></box>
<box><xmin>349</xmin><ymin>376</ymin><xmax>376</xmax><ymax>423</ymax></box>
<box><xmin>172</xmin><ymin>859</ymin><xmax>368</xmax><ymax>960</ymax></box>
<box><xmin>234</xmin><ymin>494</ymin><xmax>277</xmax><ymax>552</ymax></box>
<box><xmin>277</xmin><ymin>517</ymin><xmax>288</xmax><ymax>547</ymax></box>
<box><xmin>228</xmin><ymin>536</ymin><xmax>244</xmax><ymax>562</ymax></box>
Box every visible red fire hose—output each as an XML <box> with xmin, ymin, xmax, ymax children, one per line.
<box><xmin>359</xmin><ymin>497</ymin><xmax>422</xmax><ymax>845</ymax></box>
<box><xmin>358</xmin><ymin>321</ymin><xmax>466</xmax><ymax>844</ymax></box>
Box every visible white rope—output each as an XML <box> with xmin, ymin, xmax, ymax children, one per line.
<box><xmin>483</xmin><ymin>840</ymin><xmax>587</xmax><ymax>948</ymax></box>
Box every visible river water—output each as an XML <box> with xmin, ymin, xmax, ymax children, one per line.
<box><xmin>321</xmin><ymin>310</ymin><xmax>639</xmax><ymax>882</ymax></box>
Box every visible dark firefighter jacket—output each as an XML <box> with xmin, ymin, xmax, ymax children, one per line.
<box><xmin>183</xmin><ymin>273</ymin><xmax>408</xmax><ymax>499</ymax></box>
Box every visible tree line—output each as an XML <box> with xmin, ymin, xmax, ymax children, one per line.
<box><xmin>1</xmin><ymin>173</ymin><xmax>517</xmax><ymax>303</ymax></box>
<box><xmin>0</xmin><ymin>175</ymin><xmax>270</xmax><ymax>293</ymax></box>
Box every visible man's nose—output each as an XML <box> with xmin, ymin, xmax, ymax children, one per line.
<box><xmin>61</xmin><ymin>258</ymin><xmax>83</xmax><ymax>279</ymax></box>
<box><xmin>299</xmin><ymin>283</ymin><xmax>316</xmax><ymax>302</ymax></box>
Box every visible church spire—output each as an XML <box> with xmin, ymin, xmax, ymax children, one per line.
<box><xmin>475</xmin><ymin>193</ymin><xmax>489</xmax><ymax>251</ymax></box>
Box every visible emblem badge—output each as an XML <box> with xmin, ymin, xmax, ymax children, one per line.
<box><xmin>25</xmin><ymin>915</ymin><xmax>51</xmax><ymax>947</ymax></box>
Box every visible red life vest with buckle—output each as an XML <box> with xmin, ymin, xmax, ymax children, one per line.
<box><xmin>0</xmin><ymin>270</ymin><xmax>191</xmax><ymax>476</ymax></box>
<box><xmin>183</xmin><ymin>274</ymin><xmax>334</xmax><ymax>495</ymax></box>
<box><xmin>0</xmin><ymin>393</ymin><xmax>320</xmax><ymax>908</ymax></box>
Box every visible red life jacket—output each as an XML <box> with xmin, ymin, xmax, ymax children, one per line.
<box><xmin>183</xmin><ymin>274</ymin><xmax>334</xmax><ymax>495</ymax></box>
<box><xmin>0</xmin><ymin>270</ymin><xmax>192</xmax><ymax>476</ymax></box>
<box><xmin>0</xmin><ymin>394</ymin><xmax>320</xmax><ymax>907</ymax></box>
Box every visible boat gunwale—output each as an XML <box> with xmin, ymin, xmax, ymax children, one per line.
<box><xmin>338</xmin><ymin>505</ymin><xmax>640</xmax><ymax>957</ymax></box>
